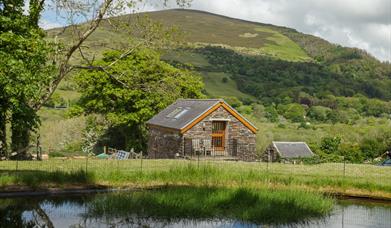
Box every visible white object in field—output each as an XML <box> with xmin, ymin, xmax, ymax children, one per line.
<box><xmin>115</xmin><ymin>150</ymin><xmax>130</xmax><ymax>160</ymax></box>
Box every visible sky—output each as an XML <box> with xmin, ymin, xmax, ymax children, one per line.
<box><xmin>40</xmin><ymin>0</ymin><xmax>391</xmax><ymax>62</ymax></box>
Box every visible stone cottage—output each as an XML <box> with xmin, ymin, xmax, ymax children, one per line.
<box><xmin>146</xmin><ymin>99</ymin><xmax>257</xmax><ymax>161</ymax></box>
<box><xmin>263</xmin><ymin>141</ymin><xmax>314</xmax><ymax>162</ymax></box>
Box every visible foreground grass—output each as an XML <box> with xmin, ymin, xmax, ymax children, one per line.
<box><xmin>0</xmin><ymin>160</ymin><xmax>390</xmax><ymax>199</ymax></box>
<box><xmin>87</xmin><ymin>186</ymin><xmax>333</xmax><ymax>224</ymax></box>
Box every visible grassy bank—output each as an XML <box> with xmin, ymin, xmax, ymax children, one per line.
<box><xmin>0</xmin><ymin>160</ymin><xmax>390</xmax><ymax>199</ymax></box>
<box><xmin>87</xmin><ymin>186</ymin><xmax>333</xmax><ymax>224</ymax></box>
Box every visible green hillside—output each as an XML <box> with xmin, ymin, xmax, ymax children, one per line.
<box><xmin>142</xmin><ymin>9</ymin><xmax>311</xmax><ymax>61</ymax></box>
<box><xmin>42</xmin><ymin>9</ymin><xmax>391</xmax><ymax>161</ymax></box>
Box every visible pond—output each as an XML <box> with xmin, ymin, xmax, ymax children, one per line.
<box><xmin>0</xmin><ymin>191</ymin><xmax>390</xmax><ymax>227</ymax></box>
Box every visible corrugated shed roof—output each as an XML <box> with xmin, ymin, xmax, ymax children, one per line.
<box><xmin>146</xmin><ymin>99</ymin><xmax>221</xmax><ymax>130</ymax></box>
<box><xmin>272</xmin><ymin>142</ymin><xmax>314</xmax><ymax>158</ymax></box>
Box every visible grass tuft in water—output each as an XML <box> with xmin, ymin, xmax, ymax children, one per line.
<box><xmin>86</xmin><ymin>186</ymin><xmax>334</xmax><ymax>224</ymax></box>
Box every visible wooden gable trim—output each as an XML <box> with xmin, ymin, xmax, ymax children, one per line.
<box><xmin>180</xmin><ymin>102</ymin><xmax>222</xmax><ymax>134</ymax></box>
<box><xmin>180</xmin><ymin>101</ymin><xmax>257</xmax><ymax>134</ymax></box>
<box><xmin>220</xmin><ymin>102</ymin><xmax>257</xmax><ymax>134</ymax></box>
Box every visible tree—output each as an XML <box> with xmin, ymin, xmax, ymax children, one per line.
<box><xmin>0</xmin><ymin>0</ymin><xmax>190</xmax><ymax>158</ymax></box>
<box><xmin>0</xmin><ymin>0</ymin><xmax>55</xmax><ymax>158</ymax></box>
<box><xmin>278</xmin><ymin>103</ymin><xmax>306</xmax><ymax>122</ymax></box>
<box><xmin>222</xmin><ymin>96</ymin><xmax>243</xmax><ymax>108</ymax></box>
<box><xmin>320</xmin><ymin>136</ymin><xmax>341</xmax><ymax>154</ymax></box>
<box><xmin>31</xmin><ymin>0</ymin><xmax>191</xmax><ymax>111</ymax></box>
<box><xmin>265</xmin><ymin>105</ymin><xmax>279</xmax><ymax>122</ymax></box>
<box><xmin>307</xmin><ymin>106</ymin><xmax>332</xmax><ymax>122</ymax></box>
<box><xmin>75</xmin><ymin>49</ymin><xmax>203</xmax><ymax>151</ymax></box>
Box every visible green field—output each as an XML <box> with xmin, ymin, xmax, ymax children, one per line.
<box><xmin>202</xmin><ymin>71</ymin><xmax>255</xmax><ymax>100</ymax></box>
<box><xmin>247</xmin><ymin>115</ymin><xmax>391</xmax><ymax>152</ymax></box>
<box><xmin>1</xmin><ymin>159</ymin><xmax>390</xmax><ymax>199</ymax></box>
<box><xmin>162</xmin><ymin>49</ymin><xmax>211</xmax><ymax>68</ymax></box>
<box><xmin>162</xmin><ymin>49</ymin><xmax>255</xmax><ymax>100</ymax></box>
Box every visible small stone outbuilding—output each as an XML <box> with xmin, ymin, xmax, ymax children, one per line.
<box><xmin>263</xmin><ymin>141</ymin><xmax>314</xmax><ymax>162</ymax></box>
<box><xmin>146</xmin><ymin>99</ymin><xmax>257</xmax><ymax>161</ymax></box>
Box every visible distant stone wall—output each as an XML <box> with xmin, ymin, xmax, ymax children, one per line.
<box><xmin>183</xmin><ymin>106</ymin><xmax>257</xmax><ymax>161</ymax></box>
<box><xmin>147</xmin><ymin>126</ymin><xmax>182</xmax><ymax>159</ymax></box>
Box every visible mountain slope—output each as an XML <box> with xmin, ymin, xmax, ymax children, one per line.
<box><xmin>140</xmin><ymin>9</ymin><xmax>311</xmax><ymax>61</ymax></box>
<box><xmin>49</xmin><ymin>9</ymin><xmax>391</xmax><ymax>108</ymax></box>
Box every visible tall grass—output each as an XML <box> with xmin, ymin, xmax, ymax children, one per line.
<box><xmin>1</xmin><ymin>160</ymin><xmax>390</xmax><ymax>198</ymax></box>
<box><xmin>87</xmin><ymin>186</ymin><xmax>334</xmax><ymax>224</ymax></box>
<box><xmin>0</xmin><ymin>170</ymin><xmax>94</xmax><ymax>188</ymax></box>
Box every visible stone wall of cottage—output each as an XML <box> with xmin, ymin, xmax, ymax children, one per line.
<box><xmin>147</xmin><ymin>126</ymin><xmax>182</xmax><ymax>159</ymax></box>
<box><xmin>262</xmin><ymin>145</ymin><xmax>280</xmax><ymax>162</ymax></box>
<box><xmin>183</xmin><ymin>106</ymin><xmax>257</xmax><ymax>161</ymax></box>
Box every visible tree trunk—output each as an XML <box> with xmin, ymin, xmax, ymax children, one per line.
<box><xmin>0</xmin><ymin>110</ymin><xmax>6</xmax><ymax>158</ymax></box>
<box><xmin>11</xmin><ymin>112</ymin><xmax>31</xmax><ymax>160</ymax></box>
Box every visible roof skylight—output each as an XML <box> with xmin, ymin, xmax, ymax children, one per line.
<box><xmin>166</xmin><ymin>108</ymin><xmax>182</xmax><ymax>118</ymax></box>
<box><xmin>166</xmin><ymin>107</ymin><xmax>190</xmax><ymax>119</ymax></box>
<box><xmin>174</xmin><ymin>108</ymin><xmax>189</xmax><ymax>119</ymax></box>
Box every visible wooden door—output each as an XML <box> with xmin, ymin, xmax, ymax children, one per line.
<box><xmin>212</xmin><ymin>121</ymin><xmax>226</xmax><ymax>152</ymax></box>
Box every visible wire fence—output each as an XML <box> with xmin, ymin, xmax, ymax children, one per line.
<box><xmin>0</xmin><ymin>155</ymin><xmax>390</xmax><ymax>184</ymax></box>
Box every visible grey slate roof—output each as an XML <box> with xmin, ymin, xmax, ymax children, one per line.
<box><xmin>146</xmin><ymin>99</ymin><xmax>257</xmax><ymax>132</ymax></box>
<box><xmin>272</xmin><ymin>142</ymin><xmax>314</xmax><ymax>158</ymax></box>
<box><xmin>146</xmin><ymin>99</ymin><xmax>221</xmax><ymax>130</ymax></box>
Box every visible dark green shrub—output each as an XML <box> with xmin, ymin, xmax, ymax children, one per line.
<box><xmin>320</xmin><ymin>136</ymin><xmax>341</xmax><ymax>154</ymax></box>
<box><xmin>307</xmin><ymin>106</ymin><xmax>332</xmax><ymax>122</ymax></box>
<box><xmin>45</xmin><ymin>93</ymin><xmax>67</xmax><ymax>108</ymax></box>
<box><xmin>252</xmin><ymin>104</ymin><xmax>265</xmax><ymax>119</ymax></box>
<box><xmin>298</xmin><ymin>122</ymin><xmax>311</xmax><ymax>129</ymax></box>
<box><xmin>360</xmin><ymin>138</ymin><xmax>386</xmax><ymax>159</ymax></box>
<box><xmin>265</xmin><ymin>105</ymin><xmax>279</xmax><ymax>122</ymax></box>
<box><xmin>237</xmin><ymin>105</ymin><xmax>253</xmax><ymax>115</ymax></box>
<box><xmin>339</xmin><ymin>143</ymin><xmax>364</xmax><ymax>163</ymax></box>
<box><xmin>222</xmin><ymin>96</ymin><xmax>243</xmax><ymax>108</ymax></box>
<box><xmin>278</xmin><ymin>103</ymin><xmax>306</xmax><ymax>122</ymax></box>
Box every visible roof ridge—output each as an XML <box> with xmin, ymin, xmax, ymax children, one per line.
<box><xmin>177</xmin><ymin>98</ymin><xmax>221</xmax><ymax>101</ymax></box>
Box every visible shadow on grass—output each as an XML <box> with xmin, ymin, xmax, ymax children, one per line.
<box><xmin>86</xmin><ymin>185</ymin><xmax>334</xmax><ymax>225</ymax></box>
<box><xmin>0</xmin><ymin>169</ymin><xmax>96</xmax><ymax>188</ymax></box>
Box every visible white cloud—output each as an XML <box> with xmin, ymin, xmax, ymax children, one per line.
<box><xmin>39</xmin><ymin>19</ymin><xmax>62</xmax><ymax>29</ymax></box>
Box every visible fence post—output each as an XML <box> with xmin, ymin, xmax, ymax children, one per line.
<box><xmin>204</xmin><ymin>158</ymin><xmax>207</xmax><ymax>186</ymax></box>
<box><xmin>36</xmin><ymin>134</ymin><xmax>41</xmax><ymax>161</ymax></box>
<box><xmin>85</xmin><ymin>153</ymin><xmax>88</xmax><ymax>174</ymax></box>
<box><xmin>16</xmin><ymin>160</ymin><xmax>19</xmax><ymax>172</ymax></box>
<box><xmin>343</xmin><ymin>156</ymin><xmax>346</xmax><ymax>177</ymax></box>
<box><xmin>140</xmin><ymin>151</ymin><xmax>143</xmax><ymax>173</ymax></box>
<box><xmin>197</xmin><ymin>151</ymin><xmax>200</xmax><ymax>169</ymax></box>
<box><xmin>267</xmin><ymin>149</ymin><xmax>270</xmax><ymax>172</ymax></box>
<box><xmin>259</xmin><ymin>154</ymin><xmax>262</xmax><ymax>172</ymax></box>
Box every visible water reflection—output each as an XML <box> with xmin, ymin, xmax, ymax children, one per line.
<box><xmin>0</xmin><ymin>194</ymin><xmax>390</xmax><ymax>228</ymax></box>
<box><xmin>302</xmin><ymin>199</ymin><xmax>391</xmax><ymax>228</ymax></box>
